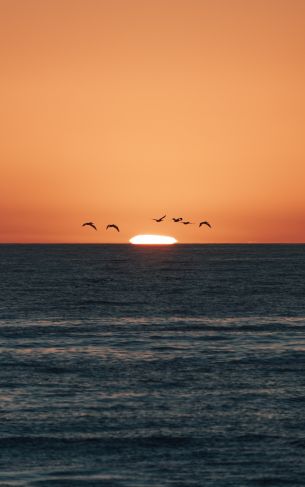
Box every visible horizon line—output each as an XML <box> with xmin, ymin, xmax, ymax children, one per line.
<box><xmin>1</xmin><ymin>242</ymin><xmax>305</xmax><ymax>245</ymax></box>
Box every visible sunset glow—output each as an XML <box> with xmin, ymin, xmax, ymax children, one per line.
<box><xmin>0</xmin><ymin>1</ymin><xmax>305</xmax><ymax>243</ymax></box>
<box><xmin>130</xmin><ymin>235</ymin><xmax>177</xmax><ymax>245</ymax></box>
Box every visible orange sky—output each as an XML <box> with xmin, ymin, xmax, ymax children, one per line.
<box><xmin>1</xmin><ymin>0</ymin><xmax>304</xmax><ymax>243</ymax></box>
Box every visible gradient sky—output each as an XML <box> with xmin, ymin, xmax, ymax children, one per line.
<box><xmin>1</xmin><ymin>0</ymin><xmax>304</xmax><ymax>243</ymax></box>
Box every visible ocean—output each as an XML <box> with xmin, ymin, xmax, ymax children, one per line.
<box><xmin>0</xmin><ymin>244</ymin><xmax>305</xmax><ymax>486</ymax></box>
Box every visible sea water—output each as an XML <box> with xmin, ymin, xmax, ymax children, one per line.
<box><xmin>0</xmin><ymin>244</ymin><xmax>305</xmax><ymax>486</ymax></box>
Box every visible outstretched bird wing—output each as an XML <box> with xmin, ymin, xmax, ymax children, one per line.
<box><xmin>199</xmin><ymin>221</ymin><xmax>211</xmax><ymax>228</ymax></box>
<box><xmin>153</xmin><ymin>214</ymin><xmax>166</xmax><ymax>222</ymax></box>
<box><xmin>106</xmin><ymin>224</ymin><xmax>120</xmax><ymax>232</ymax></box>
<box><xmin>82</xmin><ymin>222</ymin><xmax>97</xmax><ymax>230</ymax></box>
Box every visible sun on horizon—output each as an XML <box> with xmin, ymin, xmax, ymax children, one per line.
<box><xmin>129</xmin><ymin>235</ymin><xmax>177</xmax><ymax>245</ymax></box>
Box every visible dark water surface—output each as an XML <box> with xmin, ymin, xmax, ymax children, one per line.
<box><xmin>0</xmin><ymin>244</ymin><xmax>305</xmax><ymax>486</ymax></box>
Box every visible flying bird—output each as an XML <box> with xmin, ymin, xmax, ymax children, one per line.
<box><xmin>106</xmin><ymin>224</ymin><xmax>120</xmax><ymax>232</ymax></box>
<box><xmin>82</xmin><ymin>222</ymin><xmax>97</xmax><ymax>230</ymax></box>
<box><xmin>172</xmin><ymin>217</ymin><xmax>183</xmax><ymax>222</ymax></box>
<box><xmin>180</xmin><ymin>221</ymin><xmax>193</xmax><ymax>225</ymax></box>
<box><xmin>199</xmin><ymin>221</ymin><xmax>212</xmax><ymax>228</ymax></box>
<box><xmin>153</xmin><ymin>215</ymin><xmax>166</xmax><ymax>222</ymax></box>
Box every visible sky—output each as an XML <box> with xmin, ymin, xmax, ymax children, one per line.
<box><xmin>1</xmin><ymin>0</ymin><xmax>304</xmax><ymax>243</ymax></box>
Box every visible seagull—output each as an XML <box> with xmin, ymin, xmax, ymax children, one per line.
<box><xmin>106</xmin><ymin>224</ymin><xmax>120</xmax><ymax>232</ymax></box>
<box><xmin>82</xmin><ymin>222</ymin><xmax>97</xmax><ymax>230</ymax></box>
<box><xmin>153</xmin><ymin>215</ymin><xmax>166</xmax><ymax>222</ymax></box>
<box><xmin>199</xmin><ymin>221</ymin><xmax>212</xmax><ymax>228</ymax></box>
<box><xmin>180</xmin><ymin>221</ymin><xmax>193</xmax><ymax>225</ymax></box>
<box><xmin>172</xmin><ymin>217</ymin><xmax>183</xmax><ymax>222</ymax></box>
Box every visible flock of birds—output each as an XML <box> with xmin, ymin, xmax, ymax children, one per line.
<box><xmin>82</xmin><ymin>222</ymin><xmax>119</xmax><ymax>232</ymax></box>
<box><xmin>153</xmin><ymin>215</ymin><xmax>211</xmax><ymax>227</ymax></box>
<box><xmin>82</xmin><ymin>215</ymin><xmax>212</xmax><ymax>233</ymax></box>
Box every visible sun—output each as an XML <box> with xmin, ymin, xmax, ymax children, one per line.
<box><xmin>129</xmin><ymin>234</ymin><xmax>177</xmax><ymax>245</ymax></box>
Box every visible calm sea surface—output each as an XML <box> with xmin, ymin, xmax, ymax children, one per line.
<box><xmin>1</xmin><ymin>244</ymin><xmax>305</xmax><ymax>486</ymax></box>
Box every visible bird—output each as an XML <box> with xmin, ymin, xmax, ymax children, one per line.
<box><xmin>153</xmin><ymin>215</ymin><xmax>166</xmax><ymax>222</ymax></box>
<box><xmin>180</xmin><ymin>221</ymin><xmax>193</xmax><ymax>225</ymax></box>
<box><xmin>172</xmin><ymin>217</ymin><xmax>183</xmax><ymax>222</ymax></box>
<box><xmin>106</xmin><ymin>224</ymin><xmax>120</xmax><ymax>232</ymax></box>
<box><xmin>82</xmin><ymin>222</ymin><xmax>97</xmax><ymax>230</ymax></box>
<box><xmin>199</xmin><ymin>221</ymin><xmax>212</xmax><ymax>228</ymax></box>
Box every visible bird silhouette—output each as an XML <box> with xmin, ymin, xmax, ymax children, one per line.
<box><xmin>199</xmin><ymin>221</ymin><xmax>212</xmax><ymax>228</ymax></box>
<box><xmin>82</xmin><ymin>222</ymin><xmax>97</xmax><ymax>230</ymax></box>
<box><xmin>106</xmin><ymin>224</ymin><xmax>120</xmax><ymax>232</ymax></box>
<box><xmin>153</xmin><ymin>215</ymin><xmax>166</xmax><ymax>222</ymax></box>
<box><xmin>172</xmin><ymin>217</ymin><xmax>183</xmax><ymax>222</ymax></box>
<box><xmin>180</xmin><ymin>221</ymin><xmax>193</xmax><ymax>225</ymax></box>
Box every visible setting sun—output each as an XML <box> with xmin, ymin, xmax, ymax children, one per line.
<box><xmin>129</xmin><ymin>235</ymin><xmax>177</xmax><ymax>245</ymax></box>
